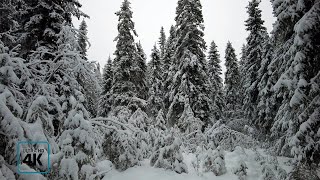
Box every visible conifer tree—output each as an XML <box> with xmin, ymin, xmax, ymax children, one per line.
<box><xmin>107</xmin><ymin>0</ymin><xmax>148</xmax><ymax>115</ymax></box>
<box><xmin>78</xmin><ymin>19</ymin><xmax>88</xmax><ymax>59</ymax></box>
<box><xmin>158</xmin><ymin>26</ymin><xmax>166</xmax><ymax>59</ymax></box>
<box><xmin>207</xmin><ymin>40</ymin><xmax>224</xmax><ymax>121</ymax></box>
<box><xmin>51</xmin><ymin>24</ymin><xmax>98</xmax><ymax>179</ymax></box>
<box><xmin>162</xmin><ymin>25</ymin><xmax>176</xmax><ymax>110</ymax></box>
<box><xmin>98</xmin><ymin>56</ymin><xmax>113</xmax><ymax>117</ymax></box>
<box><xmin>18</xmin><ymin>0</ymin><xmax>87</xmax><ymax>58</ymax></box>
<box><xmin>242</xmin><ymin>0</ymin><xmax>268</xmax><ymax>121</ymax></box>
<box><xmin>102</xmin><ymin>56</ymin><xmax>113</xmax><ymax>95</ymax></box>
<box><xmin>147</xmin><ymin>45</ymin><xmax>164</xmax><ymax>119</ymax></box>
<box><xmin>166</xmin><ymin>0</ymin><xmax>212</xmax><ymax>130</ymax></box>
<box><xmin>135</xmin><ymin>41</ymin><xmax>148</xmax><ymax>100</ymax></box>
<box><xmin>268</xmin><ymin>0</ymin><xmax>320</xmax><ymax>164</ymax></box>
<box><xmin>238</xmin><ymin>44</ymin><xmax>247</xmax><ymax>106</ymax></box>
<box><xmin>224</xmin><ymin>42</ymin><xmax>240</xmax><ymax>119</ymax></box>
<box><xmin>256</xmin><ymin>37</ymin><xmax>275</xmax><ymax>133</ymax></box>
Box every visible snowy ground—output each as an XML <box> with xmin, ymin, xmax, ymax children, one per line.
<box><xmin>102</xmin><ymin>149</ymin><xmax>293</xmax><ymax>180</ymax></box>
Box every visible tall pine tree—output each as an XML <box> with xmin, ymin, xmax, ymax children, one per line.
<box><xmin>158</xmin><ymin>26</ymin><xmax>166</xmax><ymax>59</ymax></box>
<box><xmin>147</xmin><ymin>45</ymin><xmax>164</xmax><ymax>120</ymax></box>
<box><xmin>266</xmin><ymin>0</ymin><xmax>320</xmax><ymax>164</ymax></box>
<box><xmin>242</xmin><ymin>0</ymin><xmax>268</xmax><ymax>121</ymax></box>
<box><xmin>17</xmin><ymin>0</ymin><xmax>87</xmax><ymax>58</ymax></box>
<box><xmin>166</xmin><ymin>0</ymin><xmax>212</xmax><ymax>130</ymax></box>
<box><xmin>207</xmin><ymin>40</ymin><xmax>224</xmax><ymax>121</ymax></box>
<box><xmin>224</xmin><ymin>42</ymin><xmax>240</xmax><ymax>119</ymax></box>
<box><xmin>78</xmin><ymin>19</ymin><xmax>88</xmax><ymax>59</ymax></box>
<box><xmin>162</xmin><ymin>25</ymin><xmax>176</xmax><ymax>111</ymax></box>
<box><xmin>107</xmin><ymin>0</ymin><xmax>147</xmax><ymax>116</ymax></box>
<box><xmin>98</xmin><ymin>56</ymin><xmax>113</xmax><ymax>117</ymax></box>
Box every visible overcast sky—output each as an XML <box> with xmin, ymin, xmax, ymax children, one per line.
<box><xmin>73</xmin><ymin>0</ymin><xmax>276</xmax><ymax>75</ymax></box>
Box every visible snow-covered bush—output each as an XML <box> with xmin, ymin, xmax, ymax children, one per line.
<box><xmin>129</xmin><ymin>108</ymin><xmax>150</xmax><ymax>132</ymax></box>
<box><xmin>202</xmin><ymin>146</ymin><xmax>227</xmax><ymax>176</ymax></box>
<box><xmin>103</xmin><ymin>130</ymin><xmax>141</xmax><ymax>171</ymax></box>
<box><xmin>206</xmin><ymin>123</ymin><xmax>256</xmax><ymax>151</ymax></box>
<box><xmin>59</xmin><ymin>135</ymin><xmax>79</xmax><ymax>180</ymax></box>
<box><xmin>58</xmin><ymin>93</ymin><xmax>98</xmax><ymax>179</ymax></box>
<box><xmin>129</xmin><ymin>108</ymin><xmax>150</xmax><ymax>158</ymax></box>
<box><xmin>177</xmin><ymin>100</ymin><xmax>203</xmax><ymax>134</ymax></box>
<box><xmin>150</xmin><ymin>128</ymin><xmax>188</xmax><ymax>174</ymax></box>
<box><xmin>233</xmin><ymin>159</ymin><xmax>248</xmax><ymax>180</ymax></box>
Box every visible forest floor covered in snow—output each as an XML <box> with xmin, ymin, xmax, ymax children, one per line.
<box><xmin>102</xmin><ymin>148</ymin><xmax>293</xmax><ymax>180</ymax></box>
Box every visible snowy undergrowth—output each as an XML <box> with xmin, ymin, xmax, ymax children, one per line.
<box><xmin>102</xmin><ymin>148</ymin><xmax>293</xmax><ymax>180</ymax></box>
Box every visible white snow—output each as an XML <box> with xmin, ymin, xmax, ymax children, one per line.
<box><xmin>102</xmin><ymin>148</ymin><xmax>293</xmax><ymax>180</ymax></box>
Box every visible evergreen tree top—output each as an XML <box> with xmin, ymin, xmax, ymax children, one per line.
<box><xmin>225</xmin><ymin>42</ymin><xmax>237</xmax><ymax>63</ymax></box>
<box><xmin>208</xmin><ymin>41</ymin><xmax>220</xmax><ymax>63</ymax></box>
<box><xmin>245</xmin><ymin>0</ymin><xmax>266</xmax><ymax>32</ymax></box>
<box><xmin>79</xmin><ymin>19</ymin><xmax>88</xmax><ymax>32</ymax></box>
<box><xmin>174</xmin><ymin>0</ymin><xmax>206</xmax><ymax>60</ymax></box>
<box><xmin>158</xmin><ymin>26</ymin><xmax>166</xmax><ymax>47</ymax></box>
<box><xmin>114</xmin><ymin>0</ymin><xmax>137</xmax><ymax>60</ymax></box>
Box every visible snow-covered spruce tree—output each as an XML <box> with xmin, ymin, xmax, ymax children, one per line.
<box><xmin>207</xmin><ymin>40</ymin><xmax>224</xmax><ymax>121</ymax></box>
<box><xmin>0</xmin><ymin>37</ymin><xmax>58</xmax><ymax>176</ymax></box>
<box><xmin>162</xmin><ymin>25</ymin><xmax>176</xmax><ymax>110</ymax></box>
<box><xmin>268</xmin><ymin>0</ymin><xmax>320</xmax><ymax>164</ymax></box>
<box><xmin>224</xmin><ymin>42</ymin><xmax>241</xmax><ymax>119</ymax></box>
<box><xmin>48</xmin><ymin>24</ymin><xmax>98</xmax><ymax>179</ymax></box>
<box><xmin>98</xmin><ymin>56</ymin><xmax>113</xmax><ymax>117</ymax></box>
<box><xmin>75</xmin><ymin>20</ymin><xmax>101</xmax><ymax>118</ymax></box>
<box><xmin>77</xmin><ymin>62</ymin><xmax>101</xmax><ymax>118</ymax></box>
<box><xmin>256</xmin><ymin>37</ymin><xmax>275</xmax><ymax>135</ymax></box>
<box><xmin>158</xmin><ymin>26</ymin><xmax>166</xmax><ymax>59</ymax></box>
<box><xmin>242</xmin><ymin>0</ymin><xmax>268</xmax><ymax>121</ymax></box>
<box><xmin>77</xmin><ymin>19</ymin><xmax>89</xmax><ymax>59</ymax></box>
<box><xmin>18</xmin><ymin>0</ymin><xmax>87</xmax><ymax>58</ymax></box>
<box><xmin>107</xmin><ymin>0</ymin><xmax>148</xmax><ymax>115</ymax></box>
<box><xmin>135</xmin><ymin>41</ymin><xmax>148</xmax><ymax>100</ymax></box>
<box><xmin>238</xmin><ymin>44</ymin><xmax>247</xmax><ymax>106</ymax></box>
<box><xmin>202</xmin><ymin>146</ymin><xmax>227</xmax><ymax>176</ymax></box>
<box><xmin>166</xmin><ymin>0</ymin><xmax>212</xmax><ymax>130</ymax></box>
<box><xmin>150</xmin><ymin>128</ymin><xmax>188</xmax><ymax>174</ymax></box>
<box><xmin>147</xmin><ymin>45</ymin><xmax>164</xmax><ymax>120</ymax></box>
<box><xmin>0</xmin><ymin>39</ymin><xmax>28</xmax><ymax>170</ymax></box>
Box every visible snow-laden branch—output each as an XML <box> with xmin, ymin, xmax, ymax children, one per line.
<box><xmin>91</xmin><ymin>117</ymin><xmax>137</xmax><ymax>132</ymax></box>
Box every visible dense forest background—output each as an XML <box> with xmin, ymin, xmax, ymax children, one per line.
<box><xmin>0</xmin><ymin>0</ymin><xmax>319</xmax><ymax>179</ymax></box>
